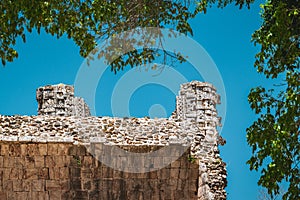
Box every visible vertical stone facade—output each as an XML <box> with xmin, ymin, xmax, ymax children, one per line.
<box><xmin>0</xmin><ymin>142</ymin><xmax>199</xmax><ymax>200</ymax></box>
<box><xmin>36</xmin><ymin>84</ymin><xmax>90</xmax><ymax>117</ymax></box>
<box><xmin>173</xmin><ymin>81</ymin><xmax>226</xmax><ymax>200</ymax></box>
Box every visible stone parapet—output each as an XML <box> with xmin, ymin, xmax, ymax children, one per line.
<box><xmin>36</xmin><ymin>84</ymin><xmax>90</xmax><ymax>117</ymax></box>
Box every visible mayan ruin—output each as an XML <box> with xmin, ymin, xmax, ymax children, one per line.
<box><xmin>0</xmin><ymin>81</ymin><xmax>227</xmax><ymax>200</ymax></box>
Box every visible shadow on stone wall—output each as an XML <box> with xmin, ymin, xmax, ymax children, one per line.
<box><xmin>0</xmin><ymin>142</ymin><xmax>199</xmax><ymax>200</ymax></box>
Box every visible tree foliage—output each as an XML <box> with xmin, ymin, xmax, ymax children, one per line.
<box><xmin>0</xmin><ymin>0</ymin><xmax>190</xmax><ymax>67</ymax></box>
<box><xmin>247</xmin><ymin>0</ymin><xmax>299</xmax><ymax>199</ymax></box>
<box><xmin>258</xmin><ymin>186</ymin><xmax>286</xmax><ymax>200</ymax></box>
<box><xmin>0</xmin><ymin>0</ymin><xmax>252</xmax><ymax>72</ymax></box>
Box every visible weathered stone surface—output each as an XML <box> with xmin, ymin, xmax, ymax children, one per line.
<box><xmin>0</xmin><ymin>81</ymin><xmax>227</xmax><ymax>200</ymax></box>
<box><xmin>36</xmin><ymin>83</ymin><xmax>90</xmax><ymax>117</ymax></box>
<box><xmin>0</xmin><ymin>142</ymin><xmax>200</xmax><ymax>200</ymax></box>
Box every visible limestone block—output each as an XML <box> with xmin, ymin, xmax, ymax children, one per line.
<box><xmin>82</xmin><ymin>156</ymin><xmax>93</xmax><ymax>168</ymax></box>
<box><xmin>3</xmin><ymin>180</ymin><xmax>13</xmax><ymax>191</ymax></box>
<box><xmin>23</xmin><ymin>168</ymin><xmax>38</xmax><ymax>179</ymax></box>
<box><xmin>27</xmin><ymin>144</ymin><xmax>40</xmax><ymax>156</ymax></box>
<box><xmin>31</xmin><ymin>180</ymin><xmax>45</xmax><ymax>192</ymax></box>
<box><xmin>59</xmin><ymin>167</ymin><xmax>70</xmax><ymax>180</ymax></box>
<box><xmin>24</xmin><ymin>156</ymin><xmax>35</xmax><ymax>168</ymax></box>
<box><xmin>0</xmin><ymin>192</ymin><xmax>6</xmax><ymax>200</ymax></box>
<box><xmin>48</xmin><ymin>191</ymin><xmax>61</xmax><ymax>199</ymax></box>
<box><xmin>49</xmin><ymin>167</ymin><xmax>60</xmax><ymax>180</ymax></box>
<box><xmin>29</xmin><ymin>192</ymin><xmax>49</xmax><ymax>200</ymax></box>
<box><xmin>46</xmin><ymin>180</ymin><xmax>61</xmax><ymax>191</ymax></box>
<box><xmin>73</xmin><ymin>191</ymin><xmax>88</xmax><ymax>199</ymax></box>
<box><xmin>34</xmin><ymin>156</ymin><xmax>45</xmax><ymax>168</ymax></box>
<box><xmin>9</xmin><ymin>168</ymin><xmax>20</xmax><ymax>179</ymax></box>
<box><xmin>3</xmin><ymin>156</ymin><xmax>14</xmax><ymax>167</ymax></box>
<box><xmin>8</xmin><ymin>143</ymin><xmax>21</xmax><ymax>156</ymax></box>
<box><xmin>38</xmin><ymin>167</ymin><xmax>49</xmax><ymax>179</ymax></box>
<box><xmin>14</xmin><ymin>192</ymin><xmax>30</xmax><ymax>200</ymax></box>
<box><xmin>38</xmin><ymin>144</ymin><xmax>48</xmax><ymax>156</ymax></box>
<box><xmin>0</xmin><ymin>144</ymin><xmax>9</xmax><ymax>156</ymax></box>
<box><xmin>170</xmin><ymin>168</ymin><xmax>180</xmax><ymax>179</ymax></box>
<box><xmin>59</xmin><ymin>180</ymin><xmax>70</xmax><ymax>190</ymax></box>
<box><xmin>47</xmin><ymin>144</ymin><xmax>58</xmax><ymax>155</ymax></box>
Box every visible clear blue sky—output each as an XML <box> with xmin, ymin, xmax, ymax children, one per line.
<box><xmin>0</xmin><ymin>1</ymin><xmax>271</xmax><ymax>199</ymax></box>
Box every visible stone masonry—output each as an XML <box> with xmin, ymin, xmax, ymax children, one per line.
<box><xmin>0</xmin><ymin>81</ymin><xmax>227</xmax><ymax>200</ymax></box>
<box><xmin>36</xmin><ymin>84</ymin><xmax>90</xmax><ymax>117</ymax></box>
<box><xmin>172</xmin><ymin>82</ymin><xmax>226</xmax><ymax>200</ymax></box>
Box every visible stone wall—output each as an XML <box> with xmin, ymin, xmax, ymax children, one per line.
<box><xmin>172</xmin><ymin>82</ymin><xmax>226</xmax><ymax>200</ymax></box>
<box><xmin>0</xmin><ymin>115</ymin><xmax>189</xmax><ymax>145</ymax></box>
<box><xmin>0</xmin><ymin>142</ymin><xmax>199</xmax><ymax>200</ymax></box>
<box><xmin>0</xmin><ymin>81</ymin><xmax>227</xmax><ymax>200</ymax></box>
